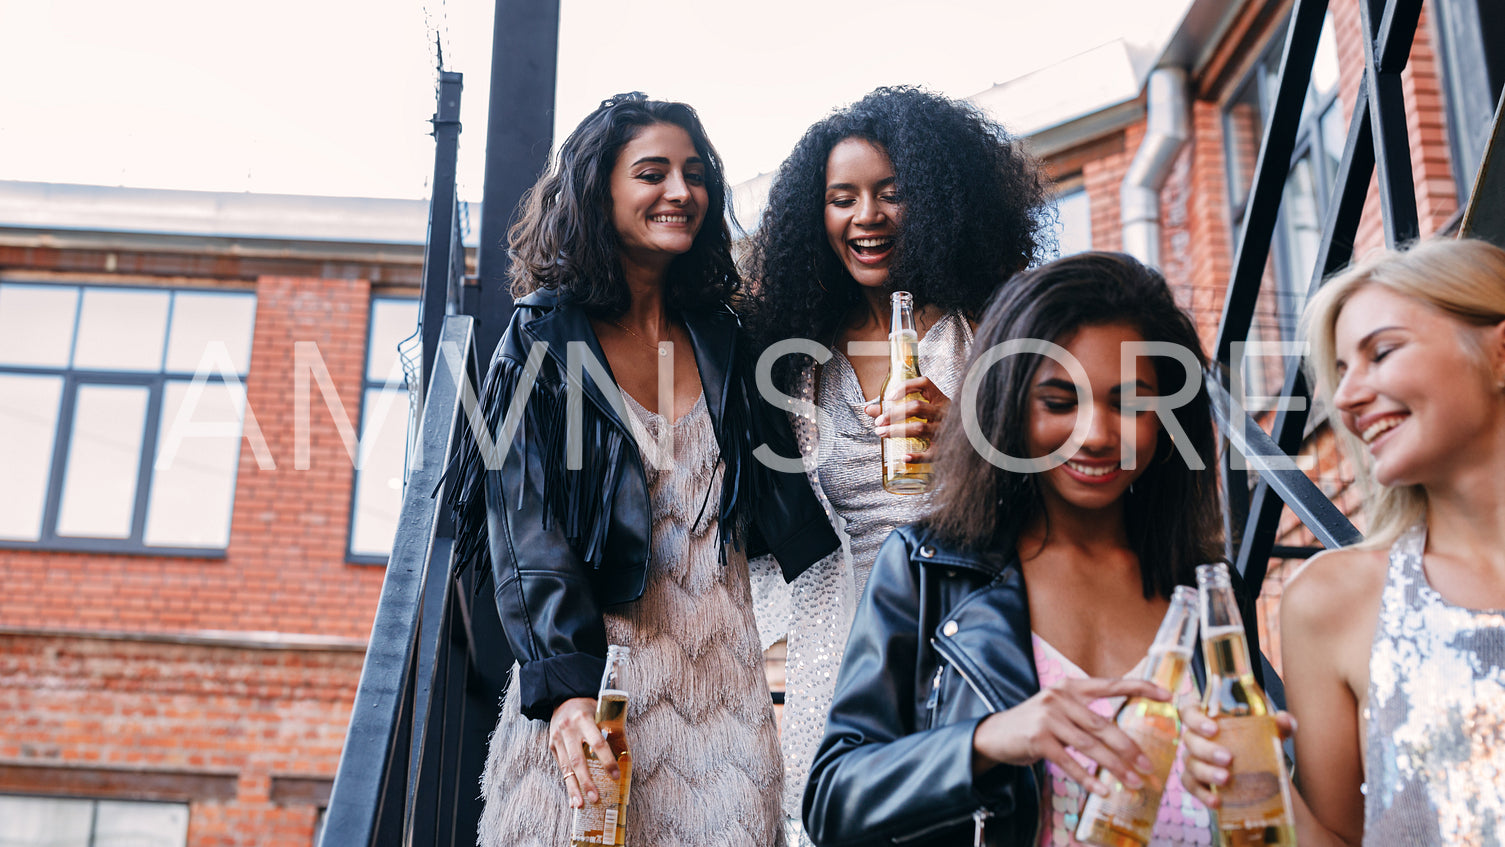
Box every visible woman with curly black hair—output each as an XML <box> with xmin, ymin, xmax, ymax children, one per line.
<box><xmin>447</xmin><ymin>92</ymin><xmax>838</xmax><ymax>847</ymax></box>
<box><xmin>741</xmin><ymin>85</ymin><xmax>1053</xmax><ymax>845</ymax></box>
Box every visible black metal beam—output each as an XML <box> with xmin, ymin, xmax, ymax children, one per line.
<box><xmin>1207</xmin><ymin>372</ymin><xmax>1363</xmax><ymax>552</ymax></box>
<box><xmin>1373</xmin><ymin>0</ymin><xmax>1423</xmax><ymax>74</ymax></box>
<box><xmin>473</xmin><ymin>0</ymin><xmax>561</xmax><ymax>367</ymax></box>
<box><xmin>420</xmin><ymin>72</ymin><xmax>464</xmax><ymax>405</ymax></box>
<box><xmin>1360</xmin><ymin>0</ymin><xmax>1421</xmax><ymax>247</ymax></box>
<box><xmin>1215</xmin><ymin>0</ymin><xmax>1330</xmax><ymax>365</ymax></box>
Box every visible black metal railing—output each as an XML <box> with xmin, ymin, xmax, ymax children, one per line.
<box><xmin>1212</xmin><ymin>0</ymin><xmax>1439</xmax><ymax>591</ymax></box>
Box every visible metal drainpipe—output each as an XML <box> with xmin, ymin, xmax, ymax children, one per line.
<box><xmin>1120</xmin><ymin>66</ymin><xmax>1190</xmax><ymax>269</ymax></box>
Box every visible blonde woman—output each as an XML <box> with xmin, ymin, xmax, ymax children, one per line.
<box><xmin>1181</xmin><ymin>237</ymin><xmax>1505</xmax><ymax>845</ymax></box>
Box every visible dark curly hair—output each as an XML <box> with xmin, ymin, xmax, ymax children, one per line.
<box><xmin>925</xmin><ymin>252</ymin><xmax>1223</xmax><ymax>601</ymax></box>
<box><xmin>507</xmin><ymin>92</ymin><xmax>740</xmax><ymax>316</ymax></box>
<box><xmin>743</xmin><ymin>85</ymin><xmax>1053</xmax><ymax>390</ymax></box>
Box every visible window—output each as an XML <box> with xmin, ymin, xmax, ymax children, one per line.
<box><xmin>1050</xmin><ymin>184</ymin><xmax>1092</xmax><ymax>258</ymax></box>
<box><xmin>1222</xmin><ymin>13</ymin><xmax>1341</xmax><ymax>397</ymax></box>
<box><xmin>0</xmin><ymin>795</ymin><xmax>189</xmax><ymax>846</ymax></box>
<box><xmin>348</xmin><ymin>297</ymin><xmax>420</xmax><ymax>561</ymax></box>
<box><xmin>0</xmin><ymin>283</ymin><xmax>256</xmax><ymax>553</ymax></box>
<box><xmin>1432</xmin><ymin>0</ymin><xmax>1505</xmax><ymax>198</ymax></box>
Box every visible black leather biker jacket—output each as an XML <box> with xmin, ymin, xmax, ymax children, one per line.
<box><xmin>446</xmin><ymin>290</ymin><xmax>839</xmax><ymax>721</ymax></box>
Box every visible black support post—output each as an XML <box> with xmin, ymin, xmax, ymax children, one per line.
<box><xmin>472</xmin><ymin>0</ymin><xmax>561</xmax><ymax>366</ymax></box>
<box><xmin>420</xmin><ymin>71</ymin><xmax>464</xmax><ymax>405</ymax></box>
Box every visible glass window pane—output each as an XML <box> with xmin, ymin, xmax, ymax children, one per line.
<box><xmin>0</xmin><ymin>795</ymin><xmax>93</xmax><ymax>846</ymax></box>
<box><xmin>1311</xmin><ymin>13</ymin><xmax>1340</xmax><ymax>101</ymax></box>
<box><xmin>1224</xmin><ymin>79</ymin><xmax>1263</xmax><ymax>218</ymax></box>
<box><xmin>366</xmin><ymin>299</ymin><xmax>420</xmax><ymax>384</ymax></box>
<box><xmin>93</xmin><ymin>800</ymin><xmax>189</xmax><ymax>847</ymax></box>
<box><xmin>0</xmin><ymin>375</ymin><xmax>64</xmax><ymax>541</ymax></box>
<box><xmin>1050</xmin><ymin>188</ymin><xmax>1092</xmax><ymax>258</ymax></box>
<box><xmin>144</xmin><ymin>380</ymin><xmax>246</xmax><ymax>549</ymax></box>
<box><xmin>72</xmin><ymin>289</ymin><xmax>170</xmax><ymax>372</ymax></box>
<box><xmin>0</xmin><ymin>284</ymin><xmax>79</xmax><ymax>367</ymax></box>
<box><xmin>350</xmin><ymin>387</ymin><xmax>410</xmax><ymax>558</ymax></box>
<box><xmin>164</xmin><ymin>292</ymin><xmax>257</xmax><ymax>375</ymax></box>
<box><xmin>1280</xmin><ymin>155</ymin><xmax>1323</xmax><ymax>322</ymax></box>
<box><xmin>56</xmin><ymin>384</ymin><xmax>150</xmax><ymax>538</ymax></box>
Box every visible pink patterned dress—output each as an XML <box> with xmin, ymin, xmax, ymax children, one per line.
<box><xmin>1032</xmin><ymin>635</ymin><xmax>1214</xmax><ymax>847</ymax></box>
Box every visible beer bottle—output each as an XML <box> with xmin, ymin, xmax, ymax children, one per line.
<box><xmin>1076</xmin><ymin>585</ymin><xmax>1199</xmax><ymax>847</ymax></box>
<box><xmin>1196</xmin><ymin>563</ymin><xmax>1295</xmax><ymax>846</ymax></box>
<box><xmin>880</xmin><ymin>290</ymin><xmax>932</xmax><ymax>494</ymax></box>
<box><xmin>570</xmin><ymin>645</ymin><xmax>632</xmax><ymax>847</ymax></box>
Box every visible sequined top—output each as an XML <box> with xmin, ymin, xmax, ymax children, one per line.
<box><xmin>749</xmin><ymin>312</ymin><xmax>973</xmax><ymax>842</ymax></box>
<box><xmin>1363</xmin><ymin>524</ymin><xmax>1505</xmax><ymax>846</ymax></box>
<box><xmin>1032</xmin><ymin>636</ymin><xmax>1214</xmax><ymax>847</ymax></box>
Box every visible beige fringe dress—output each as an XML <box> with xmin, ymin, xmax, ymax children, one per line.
<box><xmin>478</xmin><ymin>391</ymin><xmax>786</xmax><ymax>847</ymax></box>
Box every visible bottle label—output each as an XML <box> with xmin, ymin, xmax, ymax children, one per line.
<box><xmin>1215</xmin><ymin>715</ymin><xmax>1293</xmax><ymax>829</ymax></box>
<box><xmin>1079</xmin><ymin>722</ymin><xmax>1177</xmax><ymax>836</ymax></box>
<box><xmin>569</xmin><ymin>757</ymin><xmax>626</xmax><ymax>845</ymax></box>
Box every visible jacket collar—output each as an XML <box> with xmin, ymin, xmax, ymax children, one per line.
<box><xmin>515</xmin><ymin>289</ymin><xmax>740</xmax><ymax>435</ymax></box>
<box><xmin>905</xmin><ymin>523</ymin><xmax>1013</xmax><ymax>577</ymax></box>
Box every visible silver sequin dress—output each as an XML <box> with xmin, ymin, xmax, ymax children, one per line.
<box><xmin>751</xmin><ymin>312</ymin><xmax>973</xmax><ymax>844</ymax></box>
<box><xmin>479</xmin><ymin>393</ymin><xmax>786</xmax><ymax>847</ymax></box>
<box><xmin>1364</xmin><ymin>524</ymin><xmax>1505</xmax><ymax>846</ymax></box>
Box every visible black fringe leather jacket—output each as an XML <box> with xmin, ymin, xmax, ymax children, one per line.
<box><xmin>446</xmin><ymin>289</ymin><xmax>839</xmax><ymax>720</ymax></box>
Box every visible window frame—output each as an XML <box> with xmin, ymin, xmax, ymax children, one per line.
<box><xmin>0</xmin><ymin>280</ymin><xmax>256</xmax><ymax>557</ymax></box>
<box><xmin>345</xmin><ymin>294</ymin><xmax>420</xmax><ymax>565</ymax></box>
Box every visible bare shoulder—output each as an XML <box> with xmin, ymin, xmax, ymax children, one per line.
<box><xmin>1281</xmin><ymin>546</ymin><xmax>1388</xmax><ymax>640</ymax></box>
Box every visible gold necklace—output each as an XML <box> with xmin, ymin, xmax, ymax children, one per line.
<box><xmin>607</xmin><ymin>318</ymin><xmax>670</xmax><ymax>357</ymax></box>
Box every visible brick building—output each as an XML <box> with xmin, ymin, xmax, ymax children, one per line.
<box><xmin>0</xmin><ymin>182</ymin><xmax>464</xmax><ymax>846</ymax></box>
<box><xmin>2</xmin><ymin>0</ymin><xmax>1502</xmax><ymax>844</ymax></box>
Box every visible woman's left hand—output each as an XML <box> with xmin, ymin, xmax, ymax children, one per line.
<box><xmin>866</xmin><ymin>376</ymin><xmax>950</xmax><ymax>461</ymax></box>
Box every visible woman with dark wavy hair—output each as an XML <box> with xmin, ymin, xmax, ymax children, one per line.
<box><xmin>448</xmin><ymin>92</ymin><xmax>837</xmax><ymax>847</ymax></box>
<box><xmin>805</xmin><ymin>252</ymin><xmax>1233</xmax><ymax>846</ymax></box>
<box><xmin>741</xmin><ymin>85</ymin><xmax>1053</xmax><ymax>843</ymax></box>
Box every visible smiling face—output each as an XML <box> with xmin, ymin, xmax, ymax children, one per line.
<box><xmin>1027</xmin><ymin>322</ymin><xmax>1161</xmax><ymax>516</ymax></box>
<box><xmin>608</xmin><ymin>122</ymin><xmax>708</xmax><ymax>268</ymax></box>
<box><xmin>1331</xmin><ymin>285</ymin><xmax>1504</xmax><ymax>487</ymax></box>
<box><xmin>823</xmin><ymin>137</ymin><xmax>904</xmax><ymax>289</ymax></box>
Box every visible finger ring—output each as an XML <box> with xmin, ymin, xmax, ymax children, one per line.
<box><xmin>563</xmin><ymin>772</ymin><xmax>578</xmax><ymax>783</ymax></box>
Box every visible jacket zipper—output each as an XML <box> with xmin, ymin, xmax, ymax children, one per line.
<box><xmin>924</xmin><ymin>665</ymin><xmax>943</xmax><ymax>730</ymax></box>
<box><xmin>929</xmin><ymin>637</ymin><xmax>1043</xmax><ymax>846</ymax></box>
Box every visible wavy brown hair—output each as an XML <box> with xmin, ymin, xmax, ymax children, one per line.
<box><xmin>507</xmin><ymin>92</ymin><xmax>740</xmax><ymax>316</ymax></box>
<box><xmin>924</xmin><ymin>252</ymin><xmax>1222</xmax><ymax>600</ymax></box>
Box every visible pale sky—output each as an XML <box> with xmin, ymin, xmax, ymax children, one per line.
<box><xmin>0</xmin><ymin>0</ymin><xmax>1190</xmax><ymax>203</ymax></box>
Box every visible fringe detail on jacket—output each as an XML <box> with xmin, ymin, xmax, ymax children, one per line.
<box><xmin>442</xmin><ymin>340</ymin><xmax>778</xmax><ymax>588</ymax></box>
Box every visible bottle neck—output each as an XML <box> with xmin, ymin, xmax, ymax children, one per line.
<box><xmin>1141</xmin><ymin>646</ymin><xmax>1191</xmax><ymax>692</ymax></box>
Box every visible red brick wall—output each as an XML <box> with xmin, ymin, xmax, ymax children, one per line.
<box><xmin>0</xmin><ymin>633</ymin><xmax>361</xmax><ymax>847</ymax></box>
<box><xmin>0</xmin><ymin>275</ymin><xmax>387</xmax><ymax>640</ymax></box>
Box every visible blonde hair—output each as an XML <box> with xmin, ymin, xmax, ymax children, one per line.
<box><xmin>1302</xmin><ymin>237</ymin><xmax>1505</xmax><ymax>547</ymax></box>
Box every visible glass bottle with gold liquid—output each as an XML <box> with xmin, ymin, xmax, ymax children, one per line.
<box><xmin>880</xmin><ymin>291</ymin><xmax>932</xmax><ymax>494</ymax></box>
<box><xmin>1197</xmin><ymin>563</ymin><xmax>1296</xmax><ymax>846</ymax></box>
<box><xmin>1076</xmin><ymin>585</ymin><xmax>1199</xmax><ymax>847</ymax></box>
<box><xmin>570</xmin><ymin>645</ymin><xmax>632</xmax><ymax>847</ymax></box>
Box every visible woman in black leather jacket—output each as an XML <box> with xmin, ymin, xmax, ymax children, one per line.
<box><xmin>446</xmin><ymin>93</ymin><xmax>838</xmax><ymax>847</ymax></box>
<box><xmin>804</xmin><ymin>253</ymin><xmax>1263</xmax><ymax>846</ymax></box>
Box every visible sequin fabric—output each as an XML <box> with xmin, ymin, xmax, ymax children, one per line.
<box><xmin>478</xmin><ymin>393</ymin><xmax>786</xmax><ymax>847</ymax></box>
<box><xmin>1032</xmin><ymin>636</ymin><xmax>1214</xmax><ymax>847</ymax></box>
<box><xmin>1363</xmin><ymin>524</ymin><xmax>1505</xmax><ymax>846</ymax></box>
<box><xmin>750</xmin><ymin>312</ymin><xmax>973</xmax><ymax>845</ymax></box>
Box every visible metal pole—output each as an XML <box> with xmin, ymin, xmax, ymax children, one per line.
<box><xmin>472</xmin><ymin>0</ymin><xmax>561</xmax><ymax>366</ymax></box>
<box><xmin>420</xmin><ymin>71</ymin><xmax>464</xmax><ymax>404</ymax></box>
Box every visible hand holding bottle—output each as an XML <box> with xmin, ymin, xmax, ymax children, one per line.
<box><xmin>971</xmin><ymin>677</ymin><xmax>1171</xmax><ymax>796</ymax></box>
<box><xmin>1178</xmin><ymin>701</ymin><xmax>1297</xmax><ymax>810</ymax></box>
<box><xmin>551</xmin><ymin>696</ymin><xmax>619</xmax><ymax>808</ymax></box>
<box><xmin>866</xmin><ymin>375</ymin><xmax>950</xmax><ymax>459</ymax></box>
